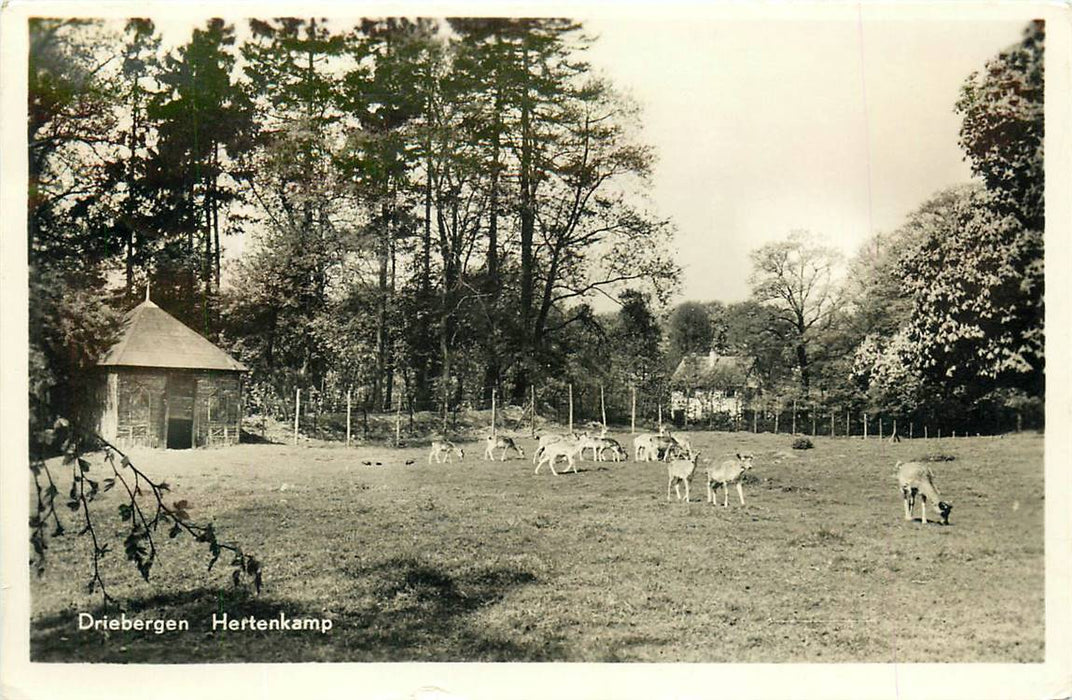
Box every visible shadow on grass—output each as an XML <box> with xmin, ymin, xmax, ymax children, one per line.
<box><xmin>904</xmin><ymin>518</ymin><xmax>954</xmax><ymax>527</ymax></box>
<box><xmin>31</xmin><ymin>559</ymin><xmax>560</xmax><ymax>663</ymax></box>
<box><xmin>541</xmin><ymin>467</ymin><xmax>595</xmax><ymax>475</ymax></box>
<box><xmin>240</xmin><ymin>429</ymin><xmax>281</xmax><ymax>445</ymax></box>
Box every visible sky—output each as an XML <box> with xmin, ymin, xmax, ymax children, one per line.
<box><xmin>581</xmin><ymin>12</ymin><xmax>1030</xmax><ymax>304</ymax></box>
<box><xmin>149</xmin><ymin>8</ymin><xmax>1030</xmax><ymax>306</ymax></box>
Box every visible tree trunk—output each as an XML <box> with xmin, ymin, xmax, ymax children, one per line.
<box><xmin>483</xmin><ymin>81</ymin><xmax>504</xmax><ymax>398</ymax></box>
<box><xmin>202</xmin><ymin>171</ymin><xmax>213</xmax><ymax>336</ymax></box>
<box><xmin>124</xmin><ymin>88</ymin><xmax>140</xmax><ymax>299</ymax></box>
<box><xmin>385</xmin><ymin>197</ymin><xmax>397</xmax><ymax>411</ymax></box>
<box><xmin>213</xmin><ymin>141</ymin><xmax>222</xmax><ymax>294</ymax></box>
<box><xmin>795</xmin><ymin>341</ymin><xmax>811</xmax><ymax>395</ymax></box>
<box><xmin>374</xmin><ymin>203</ymin><xmax>390</xmax><ymax>410</ymax></box>
<box><xmin>515</xmin><ymin>47</ymin><xmax>535</xmax><ymax>403</ymax></box>
<box><xmin>411</xmin><ymin>152</ymin><xmax>435</xmax><ymax>406</ymax></box>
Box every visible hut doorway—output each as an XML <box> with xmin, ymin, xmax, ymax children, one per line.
<box><xmin>166</xmin><ymin>374</ymin><xmax>195</xmax><ymax>449</ymax></box>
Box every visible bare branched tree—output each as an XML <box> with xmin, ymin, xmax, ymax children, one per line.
<box><xmin>749</xmin><ymin>230</ymin><xmax>844</xmax><ymax>395</ymax></box>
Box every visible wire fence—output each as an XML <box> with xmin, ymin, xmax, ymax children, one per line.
<box><xmin>242</xmin><ymin>381</ymin><xmax>1044</xmax><ymax>446</ymax></box>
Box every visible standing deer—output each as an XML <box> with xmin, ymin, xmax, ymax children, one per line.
<box><xmin>667</xmin><ymin>451</ymin><xmax>700</xmax><ymax>502</ymax></box>
<box><xmin>634</xmin><ymin>433</ymin><xmax>680</xmax><ymax>462</ymax></box>
<box><xmin>534</xmin><ymin>438</ymin><xmax>583</xmax><ymax>476</ymax></box>
<box><xmin>633</xmin><ymin>433</ymin><xmax>657</xmax><ymax>461</ymax></box>
<box><xmin>706</xmin><ymin>453</ymin><xmax>754</xmax><ymax>507</ymax></box>
<box><xmin>533</xmin><ymin>432</ymin><xmax>571</xmax><ymax>463</ymax></box>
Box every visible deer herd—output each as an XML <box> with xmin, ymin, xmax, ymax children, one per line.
<box><xmin>425</xmin><ymin>426</ymin><xmax>953</xmax><ymax>524</ymax></box>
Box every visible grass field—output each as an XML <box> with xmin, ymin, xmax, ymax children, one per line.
<box><xmin>29</xmin><ymin>430</ymin><xmax>1044</xmax><ymax>663</ymax></box>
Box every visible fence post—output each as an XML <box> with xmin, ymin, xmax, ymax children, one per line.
<box><xmin>294</xmin><ymin>388</ymin><xmax>301</xmax><ymax>445</ymax></box>
<box><xmin>909</xmin><ymin>421</ymin><xmax>913</xmax><ymax>439</ymax></box>
<box><xmin>600</xmin><ymin>385</ymin><xmax>607</xmax><ymax>431</ymax></box>
<box><xmin>569</xmin><ymin>383</ymin><xmax>574</xmax><ymax>434</ymax></box>
<box><xmin>395</xmin><ymin>394</ymin><xmax>402</xmax><ymax>447</ymax></box>
<box><xmin>773</xmin><ymin>408</ymin><xmax>779</xmax><ymax>434</ymax></box>
<box><xmin>531</xmin><ymin>385</ymin><xmax>537</xmax><ymax>438</ymax></box>
<box><xmin>924</xmin><ymin>425</ymin><xmax>928</xmax><ymax>439</ymax></box>
<box><xmin>845</xmin><ymin>410</ymin><xmax>850</xmax><ymax>438</ymax></box>
<box><xmin>631</xmin><ymin>386</ymin><xmax>636</xmax><ymax>434</ymax></box>
<box><xmin>879</xmin><ymin>417</ymin><xmax>884</xmax><ymax>441</ymax></box>
<box><xmin>362</xmin><ymin>395</ymin><xmax>369</xmax><ymax>440</ymax></box>
<box><xmin>346</xmin><ymin>387</ymin><xmax>352</xmax><ymax>448</ymax></box>
<box><xmin>830</xmin><ymin>409</ymin><xmax>835</xmax><ymax>438</ymax></box>
<box><xmin>491</xmin><ymin>387</ymin><xmax>497</xmax><ymax>438</ymax></box>
<box><xmin>792</xmin><ymin>399</ymin><xmax>797</xmax><ymax>435</ymax></box>
<box><xmin>863</xmin><ymin>413</ymin><xmax>868</xmax><ymax>440</ymax></box>
<box><xmin>658</xmin><ymin>402</ymin><xmax>663</xmax><ymax>430</ymax></box>
<box><xmin>752</xmin><ymin>408</ymin><xmax>758</xmax><ymax>433</ymax></box>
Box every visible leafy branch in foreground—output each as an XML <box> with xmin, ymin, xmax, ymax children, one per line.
<box><xmin>30</xmin><ymin>418</ymin><xmax>263</xmax><ymax>610</ymax></box>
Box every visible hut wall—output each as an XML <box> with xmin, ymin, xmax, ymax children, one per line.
<box><xmin>115</xmin><ymin>371</ymin><xmax>166</xmax><ymax>448</ymax></box>
<box><xmin>194</xmin><ymin>373</ymin><xmax>242</xmax><ymax>447</ymax></box>
<box><xmin>97</xmin><ymin>372</ymin><xmax>119</xmax><ymax>443</ymax></box>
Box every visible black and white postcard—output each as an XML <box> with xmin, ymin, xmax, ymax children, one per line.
<box><xmin>2</xmin><ymin>2</ymin><xmax>1070</xmax><ymax>699</ymax></box>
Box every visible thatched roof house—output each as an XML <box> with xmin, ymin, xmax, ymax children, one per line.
<box><xmin>670</xmin><ymin>351</ymin><xmax>757</xmax><ymax>421</ymax></box>
<box><xmin>671</xmin><ymin>351</ymin><xmax>755</xmax><ymax>390</ymax></box>
<box><xmin>95</xmin><ymin>297</ymin><xmax>246</xmax><ymax>449</ymax></box>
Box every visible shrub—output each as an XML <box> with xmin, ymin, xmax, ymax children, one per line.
<box><xmin>792</xmin><ymin>437</ymin><xmax>814</xmax><ymax>450</ymax></box>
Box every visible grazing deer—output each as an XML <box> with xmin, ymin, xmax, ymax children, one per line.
<box><xmin>664</xmin><ymin>435</ymin><xmax>693</xmax><ymax>462</ymax></box>
<box><xmin>534</xmin><ymin>438</ymin><xmax>583</xmax><ymax>476</ymax></box>
<box><xmin>634</xmin><ymin>433</ymin><xmax>678</xmax><ymax>461</ymax></box>
<box><xmin>485</xmin><ymin>435</ymin><xmax>525</xmax><ymax>461</ymax></box>
<box><xmin>653</xmin><ymin>434</ymin><xmax>681</xmax><ymax>462</ymax></box>
<box><xmin>667</xmin><ymin>450</ymin><xmax>700</xmax><ymax>502</ymax></box>
<box><xmin>591</xmin><ymin>436</ymin><xmax>627</xmax><ymax>462</ymax></box>
<box><xmin>578</xmin><ymin>433</ymin><xmax>607</xmax><ymax>461</ymax></box>
<box><xmin>706</xmin><ymin>453</ymin><xmax>754</xmax><ymax>507</ymax></box>
<box><xmin>584</xmin><ymin>421</ymin><xmax>608</xmax><ymax>438</ymax></box>
<box><xmin>897</xmin><ymin>461</ymin><xmax>953</xmax><ymax>525</ymax></box>
<box><xmin>428</xmin><ymin>440</ymin><xmax>464</xmax><ymax>464</ymax></box>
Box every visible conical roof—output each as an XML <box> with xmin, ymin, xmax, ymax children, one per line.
<box><xmin>98</xmin><ymin>299</ymin><xmax>247</xmax><ymax>372</ymax></box>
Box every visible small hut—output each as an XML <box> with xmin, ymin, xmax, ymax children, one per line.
<box><xmin>95</xmin><ymin>296</ymin><xmax>247</xmax><ymax>449</ymax></box>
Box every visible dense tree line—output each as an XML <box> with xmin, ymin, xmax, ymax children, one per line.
<box><xmin>28</xmin><ymin>18</ymin><xmax>1043</xmax><ymax>437</ymax></box>
<box><xmin>27</xmin><ymin>17</ymin><xmax>678</xmax><ymax>433</ymax></box>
